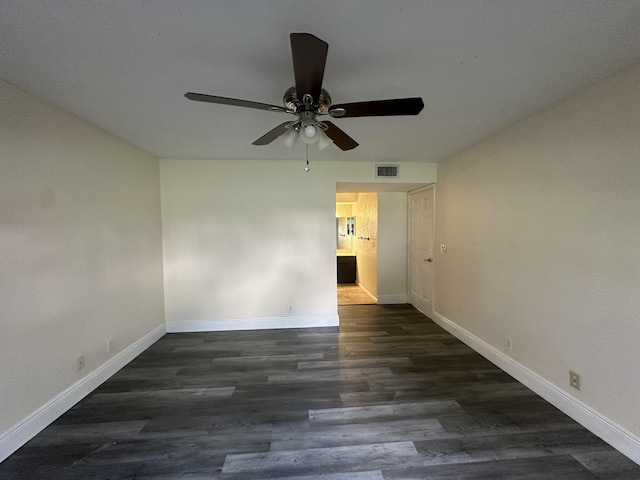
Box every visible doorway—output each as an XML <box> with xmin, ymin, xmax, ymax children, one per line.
<box><xmin>336</xmin><ymin>192</ymin><xmax>377</xmax><ymax>305</ymax></box>
<box><xmin>335</xmin><ymin>182</ymin><xmax>431</xmax><ymax>308</ymax></box>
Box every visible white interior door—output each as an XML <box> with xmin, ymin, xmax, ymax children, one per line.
<box><xmin>408</xmin><ymin>186</ymin><xmax>434</xmax><ymax>316</ymax></box>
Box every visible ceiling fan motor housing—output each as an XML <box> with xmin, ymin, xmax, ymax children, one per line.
<box><xmin>283</xmin><ymin>86</ymin><xmax>332</xmax><ymax>113</ymax></box>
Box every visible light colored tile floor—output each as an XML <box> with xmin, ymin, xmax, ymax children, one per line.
<box><xmin>337</xmin><ymin>284</ymin><xmax>377</xmax><ymax>305</ymax></box>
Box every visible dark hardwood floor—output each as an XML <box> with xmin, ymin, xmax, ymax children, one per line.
<box><xmin>2</xmin><ymin>304</ymin><xmax>638</xmax><ymax>479</ymax></box>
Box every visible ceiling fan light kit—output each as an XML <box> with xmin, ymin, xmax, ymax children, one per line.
<box><xmin>185</xmin><ymin>33</ymin><xmax>424</xmax><ymax>151</ymax></box>
<box><xmin>303</xmin><ymin>124</ymin><xmax>317</xmax><ymax>139</ymax></box>
<box><xmin>282</xmin><ymin>127</ymin><xmax>299</xmax><ymax>149</ymax></box>
<box><xmin>316</xmin><ymin>130</ymin><xmax>333</xmax><ymax>151</ymax></box>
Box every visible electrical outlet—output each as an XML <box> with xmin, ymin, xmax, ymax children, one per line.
<box><xmin>287</xmin><ymin>304</ymin><xmax>293</xmax><ymax>313</ymax></box>
<box><xmin>570</xmin><ymin>370</ymin><xmax>580</xmax><ymax>390</ymax></box>
<box><xmin>107</xmin><ymin>337</ymin><xmax>115</xmax><ymax>354</ymax></box>
<box><xmin>440</xmin><ymin>244</ymin><xmax>447</xmax><ymax>254</ymax></box>
<box><xmin>504</xmin><ymin>336</ymin><xmax>513</xmax><ymax>352</ymax></box>
<box><xmin>77</xmin><ymin>355</ymin><xmax>85</xmax><ymax>371</ymax></box>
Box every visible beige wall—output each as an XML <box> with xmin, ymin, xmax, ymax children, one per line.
<box><xmin>334</xmin><ymin>162</ymin><xmax>437</xmax><ymax>184</ymax></box>
<box><xmin>377</xmin><ymin>192</ymin><xmax>409</xmax><ymax>303</ymax></box>
<box><xmin>0</xmin><ymin>80</ymin><xmax>165</xmax><ymax>435</ymax></box>
<box><xmin>160</xmin><ymin>160</ymin><xmax>436</xmax><ymax>327</ymax></box>
<box><xmin>354</xmin><ymin>193</ymin><xmax>378</xmax><ymax>298</ymax></box>
<box><xmin>335</xmin><ymin>203</ymin><xmax>353</xmax><ymax>218</ymax></box>
<box><xmin>435</xmin><ymin>62</ymin><xmax>640</xmax><ymax>437</ymax></box>
<box><xmin>160</xmin><ymin>159</ymin><xmax>337</xmax><ymax>325</ymax></box>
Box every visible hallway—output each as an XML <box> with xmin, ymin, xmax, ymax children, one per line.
<box><xmin>337</xmin><ymin>283</ymin><xmax>376</xmax><ymax>305</ymax></box>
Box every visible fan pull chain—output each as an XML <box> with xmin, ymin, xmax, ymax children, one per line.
<box><xmin>304</xmin><ymin>144</ymin><xmax>310</xmax><ymax>172</ymax></box>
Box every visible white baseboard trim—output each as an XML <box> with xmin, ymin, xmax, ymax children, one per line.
<box><xmin>0</xmin><ymin>323</ymin><xmax>166</xmax><ymax>463</ymax></box>
<box><xmin>166</xmin><ymin>315</ymin><xmax>339</xmax><ymax>333</ymax></box>
<box><xmin>356</xmin><ymin>283</ymin><xmax>378</xmax><ymax>303</ymax></box>
<box><xmin>376</xmin><ymin>294</ymin><xmax>408</xmax><ymax>304</ymax></box>
<box><xmin>431</xmin><ymin>310</ymin><xmax>640</xmax><ymax>465</ymax></box>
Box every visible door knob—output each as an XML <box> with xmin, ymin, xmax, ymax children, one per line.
<box><xmin>425</xmin><ymin>258</ymin><xmax>432</xmax><ymax>263</ymax></box>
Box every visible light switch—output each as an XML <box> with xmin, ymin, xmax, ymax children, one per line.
<box><xmin>440</xmin><ymin>244</ymin><xmax>447</xmax><ymax>254</ymax></box>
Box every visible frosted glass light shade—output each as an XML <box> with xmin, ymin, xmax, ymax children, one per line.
<box><xmin>283</xmin><ymin>128</ymin><xmax>298</xmax><ymax>149</ymax></box>
<box><xmin>317</xmin><ymin>130</ymin><xmax>333</xmax><ymax>150</ymax></box>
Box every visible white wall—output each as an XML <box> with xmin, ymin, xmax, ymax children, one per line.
<box><xmin>0</xmin><ymin>81</ymin><xmax>165</xmax><ymax>450</ymax></box>
<box><xmin>160</xmin><ymin>159</ymin><xmax>337</xmax><ymax>330</ymax></box>
<box><xmin>377</xmin><ymin>192</ymin><xmax>409</xmax><ymax>304</ymax></box>
<box><xmin>434</xmin><ymin>61</ymin><xmax>640</xmax><ymax>455</ymax></box>
<box><xmin>160</xmin><ymin>159</ymin><xmax>437</xmax><ymax>330</ymax></box>
<box><xmin>334</xmin><ymin>161</ymin><xmax>437</xmax><ymax>184</ymax></box>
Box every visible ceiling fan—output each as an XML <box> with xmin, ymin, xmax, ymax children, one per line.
<box><xmin>185</xmin><ymin>33</ymin><xmax>424</xmax><ymax>151</ymax></box>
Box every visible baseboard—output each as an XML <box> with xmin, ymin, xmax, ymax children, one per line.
<box><xmin>356</xmin><ymin>282</ymin><xmax>378</xmax><ymax>303</ymax></box>
<box><xmin>0</xmin><ymin>323</ymin><xmax>166</xmax><ymax>463</ymax></box>
<box><xmin>166</xmin><ymin>315</ymin><xmax>339</xmax><ymax>333</ymax></box>
<box><xmin>431</xmin><ymin>310</ymin><xmax>640</xmax><ymax>466</ymax></box>
<box><xmin>376</xmin><ymin>294</ymin><xmax>408</xmax><ymax>304</ymax></box>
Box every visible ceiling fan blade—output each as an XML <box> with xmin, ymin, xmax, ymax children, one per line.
<box><xmin>322</xmin><ymin>121</ymin><xmax>359</xmax><ymax>151</ymax></box>
<box><xmin>329</xmin><ymin>97</ymin><xmax>424</xmax><ymax>118</ymax></box>
<box><xmin>252</xmin><ymin>122</ymin><xmax>294</xmax><ymax>146</ymax></box>
<box><xmin>185</xmin><ymin>92</ymin><xmax>290</xmax><ymax>113</ymax></box>
<box><xmin>290</xmin><ymin>33</ymin><xmax>328</xmax><ymax>104</ymax></box>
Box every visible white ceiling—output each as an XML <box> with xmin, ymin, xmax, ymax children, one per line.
<box><xmin>1</xmin><ymin>1</ymin><xmax>639</xmax><ymax>163</ymax></box>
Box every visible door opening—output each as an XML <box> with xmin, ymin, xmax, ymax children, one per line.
<box><xmin>336</xmin><ymin>193</ymin><xmax>377</xmax><ymax>305</ymax></box>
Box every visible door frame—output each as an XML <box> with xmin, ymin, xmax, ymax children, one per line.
<box><xmin>407</xmin><ymin>184</ymin><xmax>436</xmax><ymax>317</ymax></box>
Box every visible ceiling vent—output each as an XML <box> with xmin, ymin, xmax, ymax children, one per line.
<box><xmin>375</xmin><ymin>164</ymin><xmax>399</xmax><ymax>178</ymax></box>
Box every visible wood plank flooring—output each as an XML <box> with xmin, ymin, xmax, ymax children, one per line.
<box><xmin>2</xmin><ymin>304</ymin><xmax>638</xmax><ymax>479</ymax></box>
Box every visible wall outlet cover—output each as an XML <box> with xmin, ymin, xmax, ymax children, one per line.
<box><xmin>570</xmin><ymin>370</ymin><xmax>581</xmax><ymax>390</ymax></box>
<box><xmin>77</xmin><ymin>355</ymin><xmax>85</xmax><ymax>371</ymax></box>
